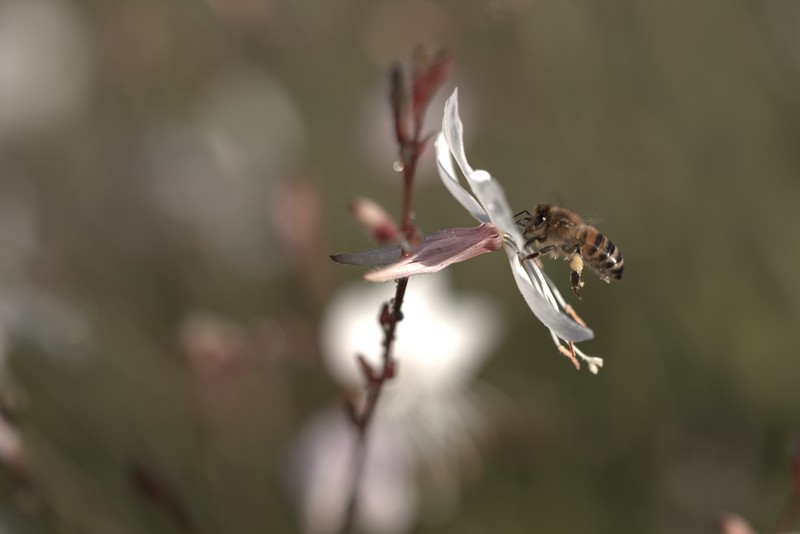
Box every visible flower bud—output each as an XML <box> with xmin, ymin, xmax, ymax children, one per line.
<box><xmin>348</xmin><ymin>197</ymin><xmax>401</xmax><ymax>245</ymax></box>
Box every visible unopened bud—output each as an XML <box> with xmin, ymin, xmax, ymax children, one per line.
<box><xmin>412</xmin><ymin>48</ymin><xmax>451</xmax><ymax>123</ymax></box>
<box><xmin>390</xmin><ymin>63</ymin><xmax>411</xmax><ymax>145</ymax></box>
<box><xmin>716</xmin><ymin>515</ymin><xmax>757</xmax><ymax>534</ymax></box>
<box><xmin>348</xmin><ymin>197</ymin><xmax>401</xmax><ymax>245</ymax></box>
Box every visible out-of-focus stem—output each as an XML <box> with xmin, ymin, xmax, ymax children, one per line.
<box><xmin>339</xmin><ymin>48</ymin><xmax>448</xmax><ymax>534</ymax></box>
<box><xmin>340</xmin><ymin>277</ymin><xmax>408</xmax><ymax>533</ymax></box>
<box><xmin>770</xmin><ymin>484</ymin><xmax>800</xmax><ymax>534</ymax></box>
<box><xmin>768</xmin><ymin>432</ymin><xmax>800</xmax><ymax>534</ymax></box>
<box><xmin>401</xmin><ymin>149</ymin><xmax>418</xmax><ymax>239</ymax></box>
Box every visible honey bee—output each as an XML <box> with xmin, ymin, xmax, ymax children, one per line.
<box><xmin>518</xmin><ymin>204</ymin><xmax>624</xmax><ymax>298</ymax></box>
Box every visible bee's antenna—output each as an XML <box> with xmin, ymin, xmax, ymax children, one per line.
<box><xmin>513</xmin><ymin>209</ymin><xmax>531</xmax><ymax>224</ymax></box>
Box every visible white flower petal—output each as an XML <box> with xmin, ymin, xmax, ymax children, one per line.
<box><xmin>291</xmin><ymin>409</ymin><xmax>418</xmax><ymax>534</ymax></box>
<box><xmin>442</xmin><ymin>88</ymin><xmax>474</xmax><ymax>178</ymax></box>
<box><xmin>536</xmin><ymin>269</ymin><xmax>570</xmax><ymax>310</ymax></box>
<box><xmin>434</xmin><ymin>134</ymin><xmax>489</xmax><ymax>223</ymax></box>
<box><xmin>440</xmin><ymin>89</ymin><xmax>526</xmax><ymax>251</ymax></box>
<box><xmin>320</xmin><ymin>274</ymin><xmax>502</xmax><ymax>394</ymax></box>
<box><xmin>504</xmin><ymin>247</ymin><xmax>594</xmax><ymax>343</ymax></box>
<box><xmin>468</xmin><ymin>172</ymin><xmax>527</xmax><ymax>251</ymax></box>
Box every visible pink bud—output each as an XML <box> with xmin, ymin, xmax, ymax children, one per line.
<box><xmin>390</xmin><ymin>63</ymin><xmax>410</xmax><ymax>145</ymax></box>
<box><xmin>411</xmin><ymin>48</ymin><xmax>451</xmax><ymax>125</ymax></box>
<box><xmin>349</xmin><ymin>197</ymin><xmax>401</xmax><ymax>245</ymax></box>
<box><xmin>717</xmin><ymin>515</ymin><xmax>758</xmax><ymax>534</ymax></box>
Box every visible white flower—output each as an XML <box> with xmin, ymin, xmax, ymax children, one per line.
<box><xmin>435</xmin><ymin>88</ymin><xmax>604</xmax><ymax>374</ymax></box>
<box><xmin>291</xmin><ymin>274</ymin><xmax>501</xmax><ymax>533</ymax></box>
<box><xmin>0</xmin><ymin>0</ymin><xmax>90</xmax><ymax>138</ymax></box>
<box><xmin>0</xmin><ymin>178</ymin><xmax>92</xmax><ymax>377</ymax></box>
<box><xmin>320</xmin><ymin>273</ymin><xmax>500</xmax><ymax>437</ymax></box>
<box><xmin>291</xmin><ymin>409</ymin><xmax>417</xmax><ymax>534</ymax></box>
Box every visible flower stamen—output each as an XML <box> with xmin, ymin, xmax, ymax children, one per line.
<box><xmin>558</xmin><ymin>343</ymin><xmax>580</xmax><ymax>370</ymax></box>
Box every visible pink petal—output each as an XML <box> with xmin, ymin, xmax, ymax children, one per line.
<box><xmin>364</xmin><ymin>223</ymin><xmax>502</xmax><ymax>282</ymax></box>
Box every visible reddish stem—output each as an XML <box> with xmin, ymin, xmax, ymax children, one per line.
<box><xmin>339</xmin><ymin>49</ymin><xmax>449</xmax><ymax>534</ymax></box>
<box><xmin>401</xmin><ymin>145</ymin><xmax>419</xmax><ymax>239</ymax></box>
<box><xmin>770</xmin><ymin>434</ymin><xmax>800</xmax><ymax>534</ymax></box>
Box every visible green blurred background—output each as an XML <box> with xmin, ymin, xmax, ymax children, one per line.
<box><xmin>1</xmin><ymin>0</ymin><xmax>799</xmax><ymax>532</ymax></box>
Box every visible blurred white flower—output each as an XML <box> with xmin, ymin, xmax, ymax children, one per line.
<box><xmin>0</xmin><ymin>287</ymin><xmax>93</xmax><ymax>367</ymax></box>
<box><xmin>0</xmin><ymin>177</ymin><xmax>92</xmax><ymax>376</ymax></box>
<box><xmin>435</xmin><ymin>88</ymin><xmax>603</xmax><ymax>373</ymax></box>
<box><xmin>359</xmin><ymin>1</ymin><xmax>457</xmax><ymax>69</ymax></box>
<box><xmin>0</xmin><ymin>409</ymin><xmax>23</xmax><ymax>476</ymax></box>
<box><xmin>179</xmin><ymin>311</ymin><xmax>250</xmax><ymax>377</ymax></box>
<box><xmin>320</xmin><ymin>274</ymin><xmax>500</xmax><ymax>422</ymax></box>
<box><xmin>292</xmin><ymin>409</ymin><xmax>417</xmax><ymax>534</ymax></box>
<box><xmin>0</xmin><ymin>177</ymin><xmax>39</xmax><ymax>279</ymax></box>
<box><xmin>0</xmin><ymin>0</ymin><xmax>90</xmax><ymax>139</ymax></box>
<box><xmin>136</xmin><ymin>66</ymin><xmax>306</xmax><ymax>276</ymax></box>
<box><xmin>358</xmin><ymin>77</ymin><xmax>462</xmax><ymax>187</ymax></box>
<box><xmin>196</xmin><ymin>67</ymin><xmax>306</xmax><ymax>173</ymax></box>
<box><xmin>293</xmin><ymin>274</ymin><xmax>501</xmax><ymax>533</ymax></box>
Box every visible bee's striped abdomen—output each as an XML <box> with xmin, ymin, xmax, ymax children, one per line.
<box><xmin>580</xmin><ymin>227</ymin><xmax>624</xmax><ymax>280</ymax></box>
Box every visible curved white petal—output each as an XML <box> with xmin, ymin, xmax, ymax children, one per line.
<box><xmin>504</xmin><ymin>247</ymin><xmax>594</xmax><ymax>343</ymax></box>
<box><xmin>291</xmin><ymin>409</ymin><xmax>418</xmax><ymax>534</ymax></box>
<box><xmin>468</xmin><ymin>172</ymin><xmax>527</xmax><ymax>251</ymax></box>
<box><xmin>434</xmin><ymin>134</ymin><xmax>489</xmax><ymax>223</ymax></box>
<box><xmin>442</xmin><ymin>88</ymin><xmax>474</xmax><ymax>178</ymax></box>
<box><xmin>440</xmin><ymin>90</ymin><xmax>526</xmax><ymax>251</ymax></box>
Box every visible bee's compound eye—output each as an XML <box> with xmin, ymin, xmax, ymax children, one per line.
<box><xmin>533</xmin><ymin>213</ymin><xmax>547</xmax><ymax>228</ymax></box>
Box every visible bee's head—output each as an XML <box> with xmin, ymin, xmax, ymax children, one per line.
<box><xmin>524</xmin><ymin>203</ymin><xmax>551</xmax><ymax>239</ymax></box>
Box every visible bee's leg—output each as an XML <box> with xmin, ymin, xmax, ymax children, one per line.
<box><xmin>568</xmin><ymin>251</ymin><xmax>585</xmax><ymax>299</ymax></box>
<box><xmin>520</xmin><ymin>245</ymin><xmax>556</xmax><ymax>264</ymax></box>
<box><xmin>570</xmin><ymin>271</ymin><xmax>583</xmax><ymax>299</ymax></box>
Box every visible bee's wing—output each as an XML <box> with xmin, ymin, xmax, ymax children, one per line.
<box><xmin>581</xmin><ymin>214</ymin><xmax>603</xmax><ymax>226</ymax></box>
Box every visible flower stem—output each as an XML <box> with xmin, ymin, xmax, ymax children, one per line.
<box><xmin>340</xmin><ymin>277</ymin><xmax>408</xmax><ymax>533</ymax></box>
<box><xmin>401</xmin><ymin>149</ymin><xmax>418</xmax><ymax>238</ymax></box>
<box><xmin>769</xmin><ymin>433</ymin><xmax>800</xmax><ymax>534</ymax></box>
<box><xmin>338</xmin><ymin>48</ymin><xmax>449</xmax><ymax>534</ymax></box>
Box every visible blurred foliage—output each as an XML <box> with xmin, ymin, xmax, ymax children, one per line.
<box><xmin>0</xmin><ymin>0</ymin><xmax>799</xmax><ymax>533</ymax></box>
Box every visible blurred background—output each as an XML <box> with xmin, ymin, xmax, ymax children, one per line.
<box><xmin>0</xmin><ymin>0</ymin><xmax>799</xmax><ymax>533</ymax></box>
